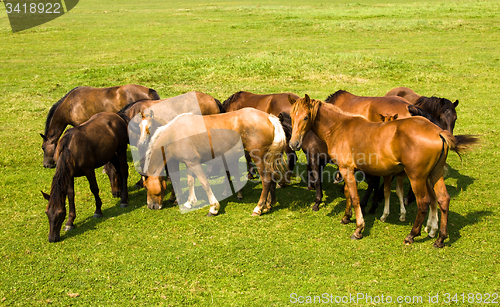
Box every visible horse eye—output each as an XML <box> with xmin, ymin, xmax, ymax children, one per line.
<box><xmin>304</xmin><ymin>116</ymin><xmax>309</xmax><ymax>121</ymax></box>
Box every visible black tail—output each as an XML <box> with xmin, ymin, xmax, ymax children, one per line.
<box><xmin>149</xmin><ymin>88</ymin><xmax>161</xmax><ymax>100</ymax></box>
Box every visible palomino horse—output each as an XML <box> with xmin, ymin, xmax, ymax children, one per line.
<box><xmin>142</xmin><ymin>108</ymin><xmax>286</xmax><ymax>216</ymax></box>
<box><xmin>288</xmin><ymin>95</ymin><xmax>476</xmax><ymax>247</ymax></box>
<box><xmin>41</xmin><ymin>84</ymin><xmax>160</xmax><ymax>168</ymax></box>
<box><xmin>385</xmin><ymin>87</ymin><xmax>459</xmax><ymax>133</ymax></box>
<box><xmin>41</xmin><ymin>112</ymin><xmax>130</xmax><ymax>243</ymax></box>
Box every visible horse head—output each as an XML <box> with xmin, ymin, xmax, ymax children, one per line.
<box><xmin>288</xmin><ymin>94</ymin><xmax>318</xmax><ymax>151</ymax></box>
<box><xmin>41</xmin><ymin>191</ymin><xmax>66</xmax><ymax>243</ymax></box>
<box><xmin>142</xmin><ymin>176</ymin><xmax>167</xmax><ymax>210</ymax></box>
<box><xmin>379</xmin><ymin>113</ymin><xmax>398</xmax><ymax>122</ymax></box>
<box><xmin>40</xmin><ymin>133</ymin><xmax>57</xmax><ymax>168</ymax></box>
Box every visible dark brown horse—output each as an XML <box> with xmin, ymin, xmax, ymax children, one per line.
<box><xmin>289</xmin><ymin>95</ymin><xmax>476</xmax><ymax>247</ymax></box>
<box><xmin>41</xmin><ymin>112</ymin><xmax>130</xmax><ymax>243</ymax></box>
<box><xmin>41</xmin><ymin>84</ymin><xmax>160</xmax><ymax>168</ymax></box>
<box><xmin>142</xmin><ymin>108</ymin><xmax>287</xmax><ymax>216</ymax></box>
<box><xmin>385</xmin><ymin>86</ymin><xmax>459</xmax><ymax>133</ymax></box>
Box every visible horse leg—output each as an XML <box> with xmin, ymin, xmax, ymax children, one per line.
<box><xmin>183</xmin><ymin>171</ymin><xmax>198</xmax><ymax>209</ymax></box>
<box><xmin>85</xmin><ymin>170</ymin><xmax>103</xmax><ymax>218</ymax></box>
<box><xmin>404</xmin><ymin>178</ymin><xmax>430</xmax><ymax>245</ymax></box>
<box><xmin>433</xmin><ymin>177</ymin><xmax>450</xmax><ymax>248</ymax></box>
<box><xmin>396</xmin><ymin>176</ymin><xmax>406</xmax><ymax>222</ymax></box>
<box><xmin>229</xmin><ymin>159</ymin><xmax>243</xmax><ymax>200</ymax></box>
<box><xmin>65</xmin><ymin>177</ymin><xmax>76</xmax><ymax>231</ymax></box>
<box><xmin>116</xmin><ymin>153</ymin><xmax>129</xmax><ymax>208</ymax></box>
<box><xmin>424</xmin><ymin>180</ymin><xmax>439</xmax><ymax>238</ymax></box>
<box><xmin>263</xmin><ymin>180</ymin><xmax>277</xmax><ymax>213</ymax></box>
<box><xmin>311</xmin><ymin>157</ymin><xmax>323</xmax><ymax>211</ymax></box>
<box><xmin>188</xmin><ymin>164</ymin><xmax>219</xmax><ymax>216</ymax></box>
<box><xmin>380</xmin><ymin>176</ymin><xmax>392</xmax><ymax>222</ymax></box>
<box><xmin>245</xmin><ymin>151</ymin><xmax>256</xmax><ymax>179</ymax></box>
<box><xmin>339</xmin><ymin>168</ymin><xmax>364</xmax><ymax>239</ymax></box>
<box><xmin>360</xmin><ymin>174</ymin><xmax>374</xmax><ymax>214</ymax></box>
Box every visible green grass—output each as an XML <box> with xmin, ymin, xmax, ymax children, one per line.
<box><xmin>1</xmin><ymin>0</ymin><xmax>499</xmax><ymax>305</ymax></box>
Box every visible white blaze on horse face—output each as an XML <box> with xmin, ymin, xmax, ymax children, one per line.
<box><xmin>139</xmin><ymin>118</ymin><xmax>150</xmax><ymax>144</ymax></box>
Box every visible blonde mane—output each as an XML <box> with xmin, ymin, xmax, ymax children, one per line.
<box><xmin>291</xmin><ymin>96</ymin><xmax>367</xmax><ymax>121</ymax></box>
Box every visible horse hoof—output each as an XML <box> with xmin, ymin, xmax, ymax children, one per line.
<box><xmin>433</xmin><ymin>241</ymin><xmax>444</xmax><ymax>248</ymax></box>
<box><xmin>120</xmin><ymin>203</ymin><xmax>128</xmax><ymax>208</ymax></box>
<box><xmin>312</xmin><ymin>204</ymin><xmax>319</xmax><ymax>211</ymax></box>
<box><xmin>206</xmin><ymin>212</ymin><xmax>218</xmax><ymax>217</ymax></box>
<box><xmin>112</xmin><ymin>192</ymin><xmax>121</xmax><ymax>198</ymax></box>
<box><xmin>237</xmin><ymin>195</ymin><xmax>243</xmax><ymax>200</ymax></box>
<box><xmin>64</xmin><ymin>225</ymin><xmax>74</xmax><ymax>231</ymax></box>
<box><xmin>307</xmin><ymin>186</ymin><xmax>315</xmax><ymax>191</ymax></box>
<box><xmin>404</xmin><ymin>236</ymin><xmax>414</xmax><ymax>245</ymax></box>
<box><xmin>399</xmin><ymin>216</ymin><xmax>406</xmax><ymax>222</ymax></box>
<box><xmin>341</xmin><ymin>217</ymin><xmax>351</xmax><ymax>224</ymax></box>
<box><xmin>350</xmin><ymin>234</ymin><xmax>363</xmax><ymax>240</ymax></box>
<box><xmin>93</xmin><ymin>213</ymin><xmax>103</xmax><ymax>218</ymax></box>
<box><xmin>247</xmin><ymin>173</ymin><xmax>255</xmax><ymax>180</ymax></box>
<box><xmin>380</xmin><ymin>216</ymin><xmax>387</xmax><ymax>223</ymax></box>
<box><xmin>252</xmin><ymin>211</ymin><xmax>261</xmax><ymax>216</ymax></box>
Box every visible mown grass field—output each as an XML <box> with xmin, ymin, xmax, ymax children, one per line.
<box><xmin>0</xmin><ymin>0</ymin><xmax>499</xmax><ymax>306</ymax></box>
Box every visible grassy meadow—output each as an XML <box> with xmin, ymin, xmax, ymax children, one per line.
<box><xmin>0</xmin><ymin>0</ymin><xmax>499</xmax><ymax>305</ymax></box>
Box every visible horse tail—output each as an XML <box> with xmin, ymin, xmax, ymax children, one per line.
<box><xmin>439</xmin><ymin>131</ymin><xmax>479</xmax><ymax>160</ymax></box>
<box><xmin>45</xmin><ymin>87</ymin><xmax>80</xmax><ymax>135</ymax></box>
<box><xmin>264</xmin><ymin>115</ymin><xmax>287</xmax><ymax>176</ymax></box>
<box><xmin>214</xmin><ymin>98</ymin><xmax>225</xmax><ymax>113</ymax></box>
<box><xmin>149</xmin><ymin>88</ymin><xmax>161</xmax><ymax>100</ymax></box>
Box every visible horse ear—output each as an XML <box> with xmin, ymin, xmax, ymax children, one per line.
<box><xmin>150</xmin><ymin>110</ymin><xmax>154</xmax><ymax>118</ymax></box>
<box><xmin>41</xmin><ymin>191</ymin><xmax>50</xmax><ymax>201</ymax></box>
<box><xmin>288</xmin><ymin>95</ymin><xmax>296</xmax><ymax>105</ymax></box>
<box><xmin>305</xmin><ymin>94</ymin><xmax>310</xmax><ymax>103</ymax></box>
<box><xmin>278</xmin><ymin>113</ymin><xmax>283</xmax><ymax>121</ymax></box>
<box><xmin>379</xmin><ymin>114</ymin><xmax>386</xmax><ymax>122</ymax></box>
<box><xmin>40</xmin><ymin>133</ymin><xmax>47</xmax><ymax>141</ymax></box>
<box><xmin>453</xmin><ymin>100</ymin><xmax>459</xmax><ymax>108</ymax></box>
<box><xmin>393</xmin><ymin>114</ymin><xmax>398</xmax><ymax>120</ymax></box>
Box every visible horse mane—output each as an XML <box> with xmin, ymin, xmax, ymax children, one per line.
<box><xmin>407</xmin><ymin>105</ymin><xmax>442</xmax><ymax>128</ymax></box>
<box><xmin>45</xmin><ymin>87</ymin><xmax>80</xmax><ymax>135</ymax></box>
<box><xmin>324</xmin><ymin>90</ymin><xmax>349</xmax><ymax>104</ymax></box>
<box><xmin>222</xmin><ymin>91</ymin><xmax>244</xmax><ymax>111</ymax></box>
<box><xmin>143</xmin><ymin>113</ymin><xmax>192</xmax><ymax>173</ymax></box>
<box><xmin>414</xmin><ymin>96</ymin><xmax>456</xmax><ymax>117</ymax></box>
<box><xmin>50</xmin><ymin>136</ymin><xmax>75</xmax><ymax>207</ymax></box>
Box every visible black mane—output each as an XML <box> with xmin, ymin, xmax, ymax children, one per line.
<box><xmin>222</xmin><ymin>91</ymin><xmax>244</xmax><ymax>111</ymax></box>
<box><xmin>44</xmin><ymin>87</ymin><xmax>80</xmax><ymax>135</ymax></box>
<box><xmin>278</xmin><ymin>112</ymin><xmax>292</xmax><ymax>141</ymax></box>
<box><xmin>325</xmin><ymin>90</ymin><xmax>349</xmax><ymax>104</ymax></box>
<box><xmin>413</xmin><ymin>96</ymin><xmax>456</xmax><ymax>117</ymax></box>
<box><xmin>214</xmin><ymin>97</ymin><xmax>225</xmax><ymax>113</ymax></box>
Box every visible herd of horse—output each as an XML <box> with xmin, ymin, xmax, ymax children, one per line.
<box><xmin>40</xmin><ymin>84</ymin><xmax>477</xmax><ymax>247</ymax></box>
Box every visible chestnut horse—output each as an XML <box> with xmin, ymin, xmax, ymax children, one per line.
<box><xmin>41</xmin><ymin>84</ymin><xmax>160</xmax><ymax>168</ymax></box>
<box><xmin>289</xmin><ymin>95</ymin><xmax>476</xmax><ymax>247</ymax></box>
<box><xmin>41</xmin><ymin>112</ymin><xmax>130</xmax><ymax>243</ymax></box>
<box><xmin>142</xmin><ymin>108</ymin><xmax>286</xmax><ymax>216</ymax></box>
<box><xmin>385</xmin><ymin>87</ymin><xmax>459</xmax><ymax>133</ymax></box>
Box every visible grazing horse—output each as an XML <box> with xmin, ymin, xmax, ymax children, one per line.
<box><xmin>41</xmin><ymin>113</ymin><xmax>130</xmax><ymax>243</ymax></box>
<box><xmin>288</xmin><ymin>95</ymin><xmax>476</xmax><ymax>247</ymax></box>
<box><xmin>385</xmin><ymin>86</ymin><xmax>459</xmax><ymax>133</ymax></box>
<box><xmin>40</xmin><ymin>84</ymin><xmax>160</xmax><ymax>168</ymax></box>
<box><xmin>142</xmin><ymin>108</ymin><xmax>286</xmax><ymax>216</ymax></box>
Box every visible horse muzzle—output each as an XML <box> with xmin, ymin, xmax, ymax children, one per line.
<box><xmin>289</xmin><ymin>140</ymin><xmax>302</xmax><ymax>151</ymax></box>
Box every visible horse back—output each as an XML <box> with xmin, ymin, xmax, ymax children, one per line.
<box><xmin>63</xmin><ymin>112</ymin><xmax>128</xmax><ymax>173</ymax></box>
<box><xmin>385</xmin><ymin>86</ymin><xmax>421</xmax><ymax>104</ymax></box>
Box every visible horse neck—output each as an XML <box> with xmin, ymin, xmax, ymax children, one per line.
<box><xmin>49</xmin><ymin>148</ymin><xmax>75</xmax><ymax>209</ymax></box>
<box><xmin>311</xmin><ymin>105</ymin><xmax>344</xmax><ymax>144</ymax></box>
<box><xmin>46</xmin><ymin>106</ymin><xmax>69</xmax><ymax>142</ymax></box>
